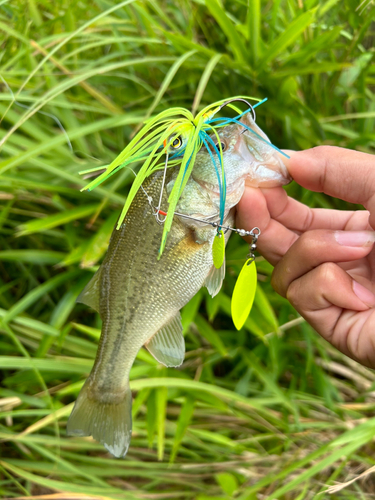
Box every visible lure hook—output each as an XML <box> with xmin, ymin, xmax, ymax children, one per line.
<box><xmin>218</xmin><ymin>98</ymin><xmax>256</xmax><ymax>123</ymax></box>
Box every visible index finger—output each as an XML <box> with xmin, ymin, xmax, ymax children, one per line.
<box><xmin>283</xmin><ymin>146</ymin><xmax>375</xmax><ymax>228</ymax></box>
<box><xmin>236</xmin><ymin>184</ymin><xmax>370</xmax><ymax>266</ymax></box>
<box><xmin>236</xmin><ymin>186</ymin><xmax>298</xmax><ymax>265</ymax></box>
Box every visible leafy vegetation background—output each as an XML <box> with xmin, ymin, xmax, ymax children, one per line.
<box><xmin>1</xmin><ymin>0</ymin><xmax>375</xmax><ymax>498</ymax></box>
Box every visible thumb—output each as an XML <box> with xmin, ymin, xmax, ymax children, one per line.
<box><xmin>282</xmin><ymin>146</ymin><xmax>375</xmax><ymax>229</ymax></box>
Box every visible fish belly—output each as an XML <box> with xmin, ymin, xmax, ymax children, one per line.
<box><xmin>91</xmin><ymin>197</ymin><xmax>215</xmax><ymax>389</ymax></box>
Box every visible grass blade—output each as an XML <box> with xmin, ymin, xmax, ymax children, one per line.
<box><xmin>205</xmin><ymin>0</ymin><xmax>248</xmax><ymax>64</ymax></box>
<box><xmin>260</xmin><ymin>8</ymin><xmax>317</xmax><ymax>66</ymax></box>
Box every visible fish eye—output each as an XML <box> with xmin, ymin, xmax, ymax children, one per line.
<box><xmin>215</xmin><ymin>141</ymin><xmax>226</xmax><ymax>152</ymax></box>
<box><xmin>171</xmin><ymin>136</ymin><xmax>183</xmax><ymax>149</ymax></box>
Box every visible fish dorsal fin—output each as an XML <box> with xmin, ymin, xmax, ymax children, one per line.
<box><xmin>145</xmin><ymin>313</ymin><xmax>185</xmax><ymax>367</ymax></box>
<box><xmin>205</xmin><ymin>259</ymin><xmax>226</xmax><ymax>298</ymax></box>
<box><xmin>76</xmin><ymin>270</ymin><xmax>101</xmax><ymax>313</ymax></box>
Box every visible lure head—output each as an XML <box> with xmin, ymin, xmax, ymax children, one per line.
<box><xmin>190</xmin><ymin>113</ymin><xmax>292</xmax><ymax>214</ymax></box>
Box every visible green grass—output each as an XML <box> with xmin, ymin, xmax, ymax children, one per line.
<box><xmin>1</xmin><ymin>0</ymin><xmax>375</xmax><ymax>498</ymax></box>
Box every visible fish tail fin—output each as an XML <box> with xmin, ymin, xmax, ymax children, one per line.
<box><xmin>66</xmin><ymin>380</ymin><xmax>132</xmax><ymax>458</ymax></box>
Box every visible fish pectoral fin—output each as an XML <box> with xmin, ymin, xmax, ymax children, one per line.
<box><xmin>145</xmin><ymin>313</ymin><xmax>185</xmax><ymax>367</ymax></box>
<box><xmin>205</xmin><ymin>259</ymin><xmax>225</xmax><ymax>298</ymax></box>
<box><xmin>76</xmin><ymin>269</ymin><xmax>101</xmax><ymax>313</ymax></box>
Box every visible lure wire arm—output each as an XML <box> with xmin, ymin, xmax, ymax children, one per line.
<box><xmin>144</xmin><ymin>187</ymin><xmax>260</xmax><ymax>242</ymax></box>
<box><xmin>154</xmin><ymin>150</ymin><xmax>169</xmax><ymax>224</ymax></box>
<box><xmin>143</xmin><ymin>184</ymin><xmax>261</xmax><ymax>264</ymax></box>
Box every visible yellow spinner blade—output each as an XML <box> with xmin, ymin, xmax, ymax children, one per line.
<box><xmin>231</xmin><ymin>259</ymin><xmax>257</xmax><ymax>330</ymax></box>
<box><xmin>212</xmin><ymin>230</ymin><xmax>225</xmax><ymax>269</ymax></box>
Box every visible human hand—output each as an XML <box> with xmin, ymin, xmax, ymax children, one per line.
<box><xmin>236</xmin><ymin>146</ymin><xmax>375</xmax><ymax>368</ymax></box>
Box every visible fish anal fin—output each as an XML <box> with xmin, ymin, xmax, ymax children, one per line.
<box><xmin>145</xmin><ymin>314</ymin><xmax>185</xmax><ymax>367</ymax></box>
<box><xmin>76</xmin><ymin>270</ymin><xmax>101</xmax><ymax>313</ymax></box>
<box><xmin>205</xmin><ymin>259</ymin><xmax>225</xmax><ymax>298</ymax></box>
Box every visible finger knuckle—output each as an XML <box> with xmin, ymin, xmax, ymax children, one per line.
<box><xmin>297</xmin><ymin>231</ymin><xmax>317</xmax><ymax>255</ymax></box>
<box><xmin>270</xmin><ymin>268</ymin><xmax>282</xmax><ymax>295</ymax></box>
<box><xmin>301</xmin><ymin>208</ymin><xmax>314</xmax><ymax>232</ymax></box>
<box><xmin>317</xmin><ymin>262</ymin><xmax>338</xmax><ymax>286</ymax></box>
<box><xmin>285</xmin><ymin>262</ymin><xmax>338</xmax><ymax>310</ymax></box>
<box><xmin>271</xmin><ymin>261</ymin><xmax>294</xmax><ymax>297</ymax></box>
<box><xmin>309</xmin><ymin>146</ymin><xmax>330</xmax><ymax>190</ymax></box>
<box><xmin>286</xmin><ymin>279</ymin><xmax>302</xmax><ymax>307</ymax></box>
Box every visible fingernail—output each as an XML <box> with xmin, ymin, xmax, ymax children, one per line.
<box><xmin>353</xmin><ymin>281</ymin><xmax>375</xmax><ymax>307</ymax></box>
<box><xmin>335</xmin><ymin>231</ymin><xmax>375</xmax><ymax>247</ymax></box>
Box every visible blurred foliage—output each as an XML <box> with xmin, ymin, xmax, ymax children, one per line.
<box><xmin>1</xmin><ymin>0</ymin><xmax>375</xmax><ymax>498</ymax></box>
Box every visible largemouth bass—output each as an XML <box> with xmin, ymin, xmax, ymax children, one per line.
<box><xmin>67</xmin><ymin>113</ymin><xmax>291</xmax><ymax>457</ymax></box>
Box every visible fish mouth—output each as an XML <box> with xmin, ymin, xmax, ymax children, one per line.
<box><xmin>245</xmin><ymin>163</ymin><xmax>292</xmax><ymax>188</ymax></box>
<box><xmin>237</xmin><ymin>135</ymin><xmax>292</xmax><ymax>187</ymax></box>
